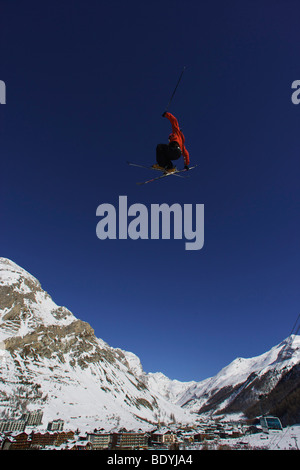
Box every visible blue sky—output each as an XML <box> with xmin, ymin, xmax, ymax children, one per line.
<box><xmin>1</xmin><ymin>1</ymin><xmax>300</xmax><ymax>381</ymax></box>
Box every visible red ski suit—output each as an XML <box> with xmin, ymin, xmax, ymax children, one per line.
<box><xmin>165</xmin><ymin>112</ymin><xmax>190</xmax><ymax>166</ymax></box>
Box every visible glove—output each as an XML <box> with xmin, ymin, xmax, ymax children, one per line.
<box><xmin>162</xmin><ymin>112</ymin><xmax>166</xmax><ymax>117</ymax></box>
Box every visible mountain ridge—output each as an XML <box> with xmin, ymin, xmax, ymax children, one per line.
<box><xmin>0</xmin><ymin>258</ymin><xmax>194</xmax><ymax>431</ymax></box>
<box><xmin>0</xmin><ymin>257</ymin><xmax>299</xmax><ymax>430</ymax></box>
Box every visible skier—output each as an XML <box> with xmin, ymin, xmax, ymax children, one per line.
<box><xmin>153</xmin><ymin>112</ymin><xmax>190</xmax><ymax>173</ymax></box>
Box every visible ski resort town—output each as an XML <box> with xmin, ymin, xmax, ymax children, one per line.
<box><xmin>0</xmin><ymin>410</ymin><xmax>299</xmax><ymax>450</ymax></box>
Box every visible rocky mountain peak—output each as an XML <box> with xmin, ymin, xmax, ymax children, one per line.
<box><xmin>0</xmin><ymin>258</ymin><xmax>75</xmax><ymax>342</ymax></box>
<box><xmin>0</xmin><ymin>258</ymin><xmax>193</xmax><ymax>431</ymax></box>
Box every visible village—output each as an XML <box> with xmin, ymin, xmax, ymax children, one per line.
<box><xmin>0</xmin><ymin>409</ymin><xmax>271</xmax><ymax>450</ymax></box>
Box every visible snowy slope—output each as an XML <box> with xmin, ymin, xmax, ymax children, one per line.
<box><xmin>145</xmin><ymin>372</ymin><xmax>196</xmax><ymax>404</ymax></box>
<box><xmin>1</xmin><ymin>257</ymin><xmax>299</xmax><ymax>431</ymax></box>
<box><xmin>177</xmin><ymin>335</ymin><xmax>300</xmax><ymax>418</ymax></box>
<box><xmin>119</xmin><ymin>350</ymin><xmax>196</xmax><ymax>403</ymax></box>
<box><xmin>0</xmin><ymin>258</ymin><xmax>194</xmax><ymax>432</ymax></box>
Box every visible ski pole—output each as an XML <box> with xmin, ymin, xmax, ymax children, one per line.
<box><xmin>164</xmin><ymin>66</ymin><xmax>186</xmax><ymax>114</ymax></box>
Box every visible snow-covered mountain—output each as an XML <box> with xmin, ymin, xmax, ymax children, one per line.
<box><xmin>0</xmin><ymin>257</ymin><xmax>299</xmax><ymax>431</ymax></box>
<box><xmin>177</xmin><ymin>335</ymin><xmax>300</xmax><ymax>425</ymax></box>
<box><xmin>118</xmin><ymin>350</ymin><xmax>197</xmax><ymax>404</ymax></box>
<box><xmin>0</xmin><ymin>258</ymin><xmax>193</xmax><ymax>431</ymax></box>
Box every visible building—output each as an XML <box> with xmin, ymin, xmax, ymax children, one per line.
<box><xmin>0</xmin><ymin>419</ymin><xmax>26</xmax><ymax>433</ymax></box>
<box><xmin>2</xmin><ymin>432</ymin><xmax>30</xmax><ymax>450</ymax></box>
<box><xmin>54</xmin><ymin>431</ymin><xmax>75</xmax><ymax>446</ymax></box>
<box><xmin>111</xmin><ymin>432</ymin><xmax>150</xmax><ymax>449</ymax></box>
<box><xmin>30</xmin><ymin>432</ymin><xmax>56</xmax><ymax>449</ymax></box>
<box><xmin>151</xmin><ymin>428</ymin><xmax>177</xmax><ymax>446</ymax></box>
<box><xmin>193</xmin><ymin>432</ymin><xmax>212</xmax><ymax>442</ymax></box>
<box><xmin>31</xmin><ymin>431</ymin><xmax>64</xmax><ymax>448</ymax></box>
<box><xmin>22</xmin><ymin>409</ymin><xmax>43</xmax><ymax>426</ymax></box>
<box><xmin>1</xmin><ymin>430</ymin><xmax>76</xmax><ymax>450</ymax></box>
<box><xmin>87</xmin><ymin>432</ymin><xmax>112</xmax><ymax>449</ymax></box>
<box><xmin>70</xmin><ymin>440</ymin><xmax>94</xmax><ymax>450</ymax></box>
<box><xmin>47</xmin><ymin>419</ymin><xmax>64</xmax><ymax>432</ymax></box>
<box><xmin>29</xmin><ymin>430</ymin><xmax>75</xmax><ymax>449</ymax></box>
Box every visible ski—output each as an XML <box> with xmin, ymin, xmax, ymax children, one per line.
<box><xmin>136</xmin><ymin>171</ymin><xmax>178</xmax><ymax>185</ymax></box>
<box><xmin>127</xmin><ymin>161</ymin><xmax>154</xmax><ymax>170</ymax></box>
<box><xmin>127</xmin><ymin>162</ymin><xmax>198</xmax><ymax>185</ymax></box>
<box><xmin>127</xmin><ymin>161</ymin><xmax>198</xmax><ymax>185</ymax></box>
<box><xmin>127</xmin><ymin>161</ymin><xmax>186</xmax><ymax>177</ymax></box>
